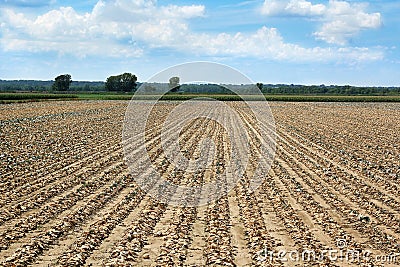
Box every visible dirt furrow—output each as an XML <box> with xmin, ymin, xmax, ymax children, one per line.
<box><xmin>153</xmin><ymin>118</ymin><xmax>218</xmax><ymax>267</ymax></box>
<box><xmin>0</xmin><ymin>105</ymin><xmax>126</xmax><ymax>187</ymax></box>
<box><xmin>33</xmin><ymin>108</ymin><xmax>205</xmax><ymax>266</ymax></box>
<box><xmin>277</xmin><ymin>134</ymin><xmax>400</xmax><ymax>238</ymax></box>
<box><xmin>278</xmin><ymin>127</ymin><xmax>400</xmax><ymax>210</ymax></box>
<box><xmin>101</xmin><ymin>116</ymin><xmax>214</xmax><ymax>266</ymax></box>
<box><xmin>0</xmin><ymin>149</ymin><xmax>123</xmax><ymax>226</ymax></box>
<box><xmin>1</xmin><ymin>171</ymin><xmax>132</xmax><ymax>266</ymax></box>
<box><xmin>0</xmin><ymin>160</ymin><xmax>125</xmax><ymax>252</ymax></box>
<box><xmin>274</xmin><ymin>145</ymin><xmax>399</xmax><ymax>258</ymax></box>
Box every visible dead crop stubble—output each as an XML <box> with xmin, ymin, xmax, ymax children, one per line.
<box><xmin>0</xmin><ymin>100</ymin><xmax>399</xmax><ymax>267</ymax></box>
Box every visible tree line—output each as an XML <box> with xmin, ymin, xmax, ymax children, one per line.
<box><xmin>0</xmin><ymin>74</ymin><xmax>399</xmax><ymax>95</ymax></box>
<box><xmin>0</xmin><ymin>78</ymin><xmax>105</xmax><ymax>92</ymax></box>
<box><xmin>258</xmin><ymin>83</ymin><xmax>400</xmax><ymax>95</ymax></box>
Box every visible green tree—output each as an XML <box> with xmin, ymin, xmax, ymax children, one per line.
<box><xmin>119</xmin><ymin>73</ymin><xmax>137</xmax><ymax>92</ymax></box>
<box><xmin>52</xmin><ymin>74</ymin><xmax>72</xmax><ymax>91</ymax></box>
<box><xmin>105</xmin><ymin>73</ymin><xmax>137</xmax><ymax>92</ymax></box>
<box><xmin>256</xmin><ymin>82</ymin><xmax>263</xmax><ymax>91</ymax></box>
<box><xmin>169</xmin><ymin>76</ymin><xmax>180</xmax><ymax>92</ymax></box>
<box><xmin>105</xmin><ymin>75</ymin><xmax>118</xmax><ymax>91</ymax></box>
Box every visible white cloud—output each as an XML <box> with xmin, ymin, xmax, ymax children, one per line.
<box><xmin>161</xmin><ymin>4</ymin><xmax>205</xmax><ymax>18</ymax></box>
<box><xmin>261</xmin><ymin>0</ymin><xmax>325</xmax><ymax>16</ymax></box>
<box><xmin>186</xmin><ymin>26</ymin><xmax>383</xmax><ymax>62</ymax></box>
<box><xmin>286</xmin><ymin>0</ymin><xmax>326</xmax><ymax>16</ymax></box>
<box><xmin>0</xmin><ymin>7</ymin><xmax>138</xmax><ymax>58</ymax></box>
<box><xmin>261</xmin><ymin>0</ymin><xmax>382</xmax><ymax>45</ymax></box>
<box><xmin>0</xmin><ymin>0</ymin><xmax>205</xmax><ymax>57</ymax></box>
<box><xmin>261</xmin><ymin>0</ymin><xmax>287</xmax><ymax>15</ymax></box>
<box><xmin>314</xmin><ymin>1</ymin><xmax>381</xmax><ymax>45</ymax></box>
<box><xmin>0</xmin><ymin>0</ymin><xmax>383</xmax><ymax>62</ymax></box>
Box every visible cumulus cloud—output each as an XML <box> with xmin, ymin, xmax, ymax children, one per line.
<box><xmin>0</xmin><ymin>7</ymin><xmax>140</xmax><ymax>58</ymax></box>
<box><xmin>186</xmin><ymin>26</ymin><xmax>383</xmax><ymax>62</ymax></box>
<box><xmin>261</xmin><ymin>0</ymin><xmax>326</xmax><ymax>16</ymax></box>
<box><xmin>261</xmin><ymin>0</ymin><xmax>382</xmax><ymax>45</ymax></box>
<box><xmin>314</xmin><ymin>1</ymin><xmax>381</xmax><ymax>45</ymax></box>
<box><xmin>0</xmin><ymin>0</ymin><xmax>383</xmax><ymax>62</ymax></box>
<box><xmin>0</xmin><ymin>0</ymin><xmax>205</xmax><ymax>57</ymax></box>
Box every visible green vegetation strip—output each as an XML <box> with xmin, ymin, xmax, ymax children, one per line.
<box><xmin>76</xmin><ymin>93</ymin><xmax>134</xmax><ymax>100</ymax></box>
<box><xmin>1</xmin><ymin>93</ymin><xmax>400</xmax><ymax>103</ymax></box>
<box><xmin>263</xmin><ymin>95</ymin><xmax>400</xmax><ymax>102</ymax></box>
<box><xmin>76</xmin><ymin>94</ymin><xmax>400</xmax><ymax>102</ymax></box>
<box><xmin>0</xmin><ymin>93</ymin><xmax>78</xmax><ymax>100</ymax></box>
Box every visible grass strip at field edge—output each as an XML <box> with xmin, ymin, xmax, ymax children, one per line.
<box><xmin>2</xmin><ymin>92</ymin><xmax>400</xmax><ymax>102</ymax></box>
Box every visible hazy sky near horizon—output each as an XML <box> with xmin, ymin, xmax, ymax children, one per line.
<box><xmin>0</xmin><ymin>0</ymin><xmax>399</xmax><ymax>86</ymax></box>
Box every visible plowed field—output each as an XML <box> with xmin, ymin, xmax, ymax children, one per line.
<box><xmin>0</xmin><ymin>100</ymin><xmax>399</xmax><ymax>266</ymax></box>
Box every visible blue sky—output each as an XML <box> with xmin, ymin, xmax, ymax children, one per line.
<box><xmin>0</xmin><ymin>0</ymin><xmax>399</xmax><ymax>86</ymax></box>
